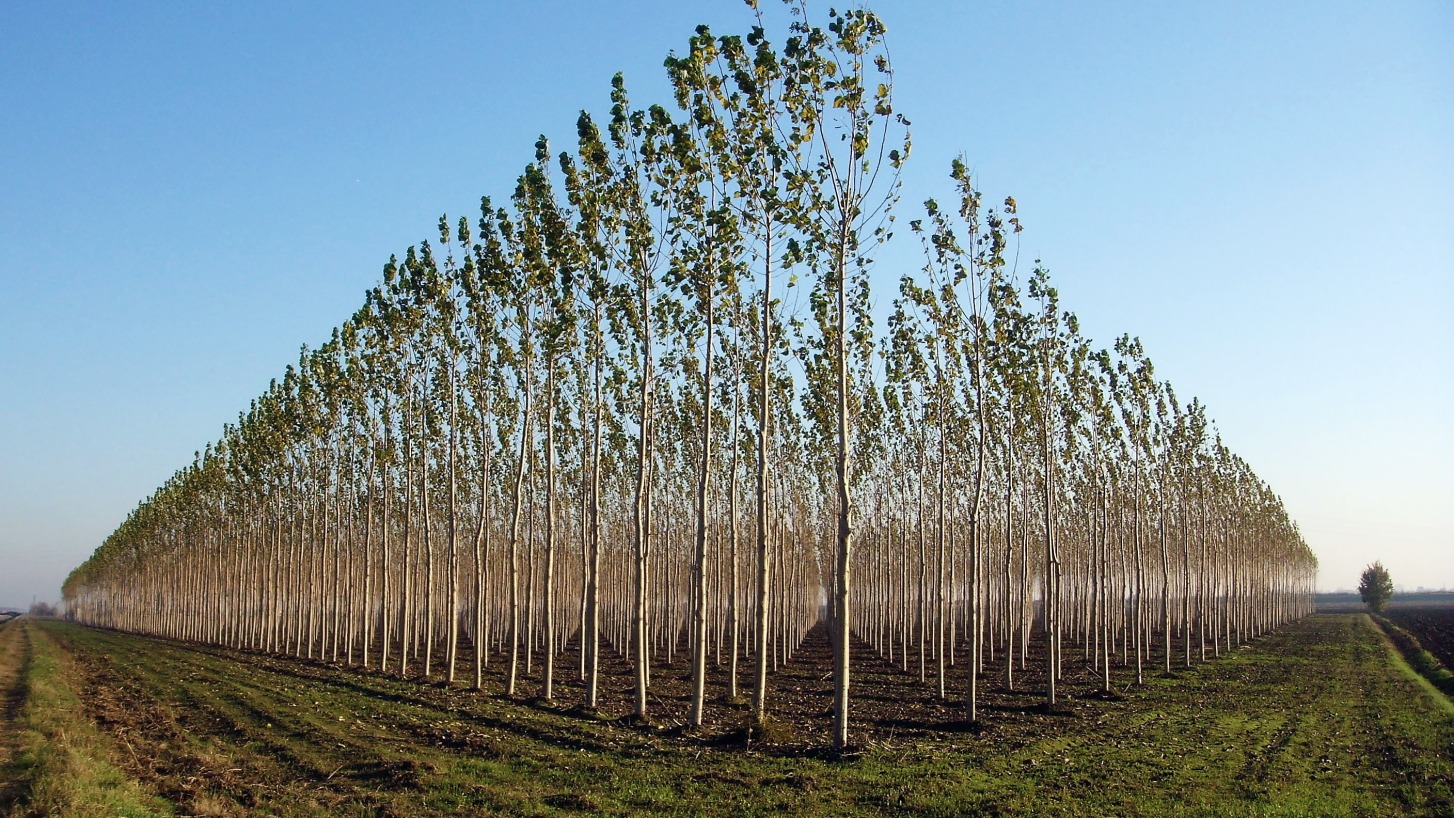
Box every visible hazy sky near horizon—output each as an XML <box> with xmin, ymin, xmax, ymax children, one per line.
<box><xmin>1</xmin><ymin>1</ymin><xmax>1450</xmax><ymax>607</ymax></box>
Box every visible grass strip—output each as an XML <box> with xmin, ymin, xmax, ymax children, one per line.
<box><xmin>7</xmin><ymin>622</ymin><xmax>170</xmax><ymax>818</ymax></box>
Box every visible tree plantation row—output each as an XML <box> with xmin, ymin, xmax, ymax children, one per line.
<box><xmin>63</xmin><ymin>1</ymin><xmax>1315</xmax><ymax>750</ymax></box>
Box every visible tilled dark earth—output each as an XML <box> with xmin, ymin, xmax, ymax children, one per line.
<box><xmin>86</xmin><ymin>621</ymin><xmax>1128</xmax><ymax>755</ymax></box>
<box><xmin>1386</xmin><ymin>604</ymin><xmax>1454</xmax><ymax>672</ymax></box>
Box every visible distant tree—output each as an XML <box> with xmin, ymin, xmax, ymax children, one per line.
<box><xmin>1358</xmin><ymin>562</ymin><xmax>1394</xmax><ymax>613</ymax></box>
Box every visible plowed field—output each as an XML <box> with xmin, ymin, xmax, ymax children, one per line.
<box><xmin>2</xmin><ymin>614</ymin><xmax>1452</xmax><ymax>817</ymax></box>
<box><xmin>1386</xmin><ymin>604</ymin><xmax>1454</xmax><ymax>671</ymax></box>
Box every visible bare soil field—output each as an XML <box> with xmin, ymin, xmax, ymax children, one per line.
<box><xmin>1385</xmin><ymin>606</ymin><xmax>1454</xmax><ymax>673</ymax></box>
<box><xmin>1315</xmin><ymin>591</ymin><xmax>1454</xmax><ymax>613</ymax></box>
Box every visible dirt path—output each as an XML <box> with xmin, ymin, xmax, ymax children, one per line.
<box><xmin>0</xmin><ymin>617</ymin><xmax>32</xmax><ymax>812</ymax></box>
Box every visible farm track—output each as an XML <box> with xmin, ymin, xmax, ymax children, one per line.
<box><xmin>29</xmin><ymin>614</ymin><xmax>1454</xmax><ymax>817</ymax></box>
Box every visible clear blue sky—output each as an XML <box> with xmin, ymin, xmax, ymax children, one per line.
<box><xmin>1</xmin><ymin>1</ymin><xmax>1450</xmax><ymax>607</ymax></box>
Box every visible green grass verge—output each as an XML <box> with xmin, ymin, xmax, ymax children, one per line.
<box><xmin>7</xmin><ymin>622</ymin><xmax>170</xmax><ymax>818</ymax></box>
